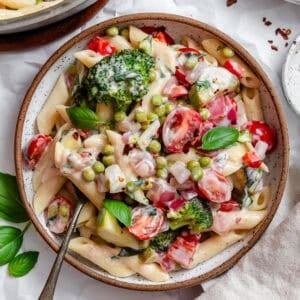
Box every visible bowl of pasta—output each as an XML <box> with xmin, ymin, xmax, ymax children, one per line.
<box><xmin>0</xmin><ymin>0</ymin><xmax>98</xmax><ymax>34</ymax></box>
<box><xmin>15</xmin><ymin>13</ymin><xmax>289</xmax><ymax>290</ymax></box>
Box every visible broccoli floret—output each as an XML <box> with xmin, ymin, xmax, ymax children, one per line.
<box><xmin>76</xmin><ymin>49</ymin><xmax>155</xmax><ymax>112</ymax></box>
<box><xmin>167</xmin><ymin>198</ymin><xmax>213</xmax><ymax>233</ymax></box>
<box><xmin>149</xmin><ymin>230</ymin><xmax>179</xmax><ymax>251</ymax></box>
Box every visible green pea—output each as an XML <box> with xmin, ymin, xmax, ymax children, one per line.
<box><xmin>149</xmin><ymin>69</ymin><xmax>157</xmax><ymax>82</ymax></box>
<box><xmin>159</xmin><ymin>116</ymin><xmax>166</xmax><ymax>124</ymax></box>
<box><xmin>102</xmin><ymin>155</ymin><xmax>115</xmax><ymax>166</ymax></box>
<box><xmin>93</xmin><ymin>161</ymin><xmax>105</xmax><ymax>173</ymax></box>
<box><xmin>106</xmin><ymin>26</ymin><xmax>119</xmax><ymax>37</ymax></box>
<box><xmin>185</xmin><ymin>55</ymin><xmax>198</xmax><ymax>69</ymax></box>
<box><xmin>126</xmin><ymin>181</ymin><xmax>138</xmax><ymax>193</ymax></box>
<box><xmin>135</xmin><ymin>111</ymin><xmax>148</xmax><ymax>123</ymax></box>
<box><xmin>59</xmin><ymin>205</ymin><xmax>69</xmax><ymax>217</ymax></box>
<box><xmin>165</xmin><ymin>102</ymin><xmax>175</xmax><ymax>114</ymax></box>
<box><xmin>199</xmin><ymin>157</ymin><xmax>212</xmax><ymax>168</ymax></box>
<box><xmin>187</xmin><ymin>160</ymin><xmax>200</xmax><ymax>171</ymax></box>
<box><xmin>114</xmin><ymin>111</ymin><xmax>126</xmax><ymax>122</ymax></box>
<box><xmin>147</xmin><ymin>112</ymin><xmax>158</xmax><ymax>122</ymax></box>
<box><xmin>152</xmin><ymin>94</ymin><xmax>163</xmax><ymax>106</ymax></box>
<box><xmin>103</xmin><ymin>144</ymin><xmax>114</xmax><ymax>155</ymax></box>
<box><xmin>82</xmin><ymin>168</ymin><xmax>96</xmax><ymax>182</ymax></box>
<box><xmin>199</xmin><ymin>108</ymin><xmax>210</xmax><ymax>121</ymax></box>
<box><xmin>141</xmin><ymin>122</ymin><xmax>150</xmax><ymax>130</ymax></box>
<box><xmin>120</xmin><ymin>28</ymin><xmax>129</xmax><ymax>39</ymax></box>
<box><xmin>190</xmin><ymin>167</ymin><xmax>204</xmax><ymax>181</ymax></box>
<box><xmin>156</xmin><ymin>168</ymin><xmax>168</xmax><ymax>179</ymax></box>
<box><xmin>149</xmin><ymin>140</ymin><xmax>161</xmax><ymax>153</ymax></box>
<box><xmin>156</xmin><ymin>156</ymin><xmax>168</xmax><ymax>169</ymax></box>
<box><xmin>154</xmin><ymin>105</ymin><xmax>166</xmax><ymax>117</ymax></box>
<box><xmin>222</xmin><ymin>47</ymin><xmax>235</xmax><ymax>58</ymax></box>
<box><xmin>48</xmin><ymin>205</ymin><xmax>57</xmax><ymax>219</ymax></box>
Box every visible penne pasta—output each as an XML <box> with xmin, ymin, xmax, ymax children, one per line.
<box><xmin>74</xmin><ymin>50</ymin><xmax>103</xmax><ymax>68</ymax></box>
<box><xmin>77</xmin><ymin>202</ymin><xmax>98</xmax><ymax>226</ymax></box>
<box><xmin>0</xmin><ymin>0</ymin><xmax>35</xmax><ymax>9</ymax></box>
<box><xmin>103</xmin><ymin>35</ymin><xmax>133</xmax><ymax>51</ymax></box>
<box><xmin>181</xmin><ymin>35</ymin><xmax>204</xmax><ymax>51</ymax></box>
<box><xmin>249</xmin><ymin>186</ymin><xmax>271</xmax><ymax>211</ymax></box>
<box><xmin>241</xmin><ymin>87</ymin><xmax>264</xmax><ymax>121</ymax></box>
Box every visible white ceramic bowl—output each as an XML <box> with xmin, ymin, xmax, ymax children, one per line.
<box><xmin>15</xmin><ymin>13</ymin><xmax>289</xmax><ymax>291</ymax></box>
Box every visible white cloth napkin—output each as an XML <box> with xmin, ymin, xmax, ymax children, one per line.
<box><xmin>198</xmin><ymin>201</ymin><xmax>300</xmax><ymax>300</ymax></box>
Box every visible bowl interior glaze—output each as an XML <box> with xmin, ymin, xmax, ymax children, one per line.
<box><xmin>15</xmin><ymin>13</ymin><xmax>289</xmax><ymax>291</ymax></box>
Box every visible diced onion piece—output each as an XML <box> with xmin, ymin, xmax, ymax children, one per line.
<box><xmin>255</xmin><ymin>140</ymin><xmax>268</xmax><ymax>159</ymax></box>
<box><xmin>105</xmin><ymin>164</ymin><xmax>127</xmax><ymax>193</ymax></box>
<box><xmin>185</xmin><ymin>61</ymin><xmax>208</xmax><ymax>84</ymax></box>
<box><xmin>169</xmin><ymin>161</ymin><xmax>191</xmax><ymax>184</ymax></box>
<box><xmin>137</xmin><ymin>119</ymin><xmax>160</xmax><ymax>150</ymax></box>
<box><xmin>128</xmin><ymin>149</ymin><xmax>156</xmax><ymax>178</ymax></box>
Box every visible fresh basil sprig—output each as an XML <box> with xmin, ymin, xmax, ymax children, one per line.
<box><xmin>66</xmin><ymin>107</ymin><xmax>102</xmax><ymax>130</ymax></box>
<box><xmin>201</xmin><ymin>126</ymin><xmax>239</xmax><ymax>151</ymax></box>
<box><xmin>103</xmin><ymin>199</ymin><xmax>132</xmax><ymax>227</ymax></box>
<box><xmin>8</xmin><ymin>251</ymin><xmax>39</xmax><ymax>277</ymax></box>
<box><xmin>0</xmin><ymin>173</ymin><xmax>29</xmax><ymax>223</ymax></box>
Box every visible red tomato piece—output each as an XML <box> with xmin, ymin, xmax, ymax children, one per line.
<box><xmin>170</xmin><ymin>85</ymin><xmax>188</xmax><ymax>99</ymax></box>
<box><xmin>140</xmin><ymin>26</ymin><xmax>159</xmax><ymax>34</ymax></box>
<box><xmin>162</xmin><ymin>107</ymin><xmax>203</xmax><ymax>153</ymax></box>
<box><xmin>197</xmin><ymin>169</ymin><xmax>233</xmax><ymax>203</ymax></box>
<box><xmin>178</xmin><ymin>47</ymin><xmax>200</xmax><ymax>55</ymax></box>
<box><xmin>223</xmin><ymin>59</ymin><xmax>243</xmax><ymax>79</ymax></box>
<box><xmin>175</xmin><ymin>67</ymin><xmax>190</xmax><ymax>87</ymax></box>
<box><xmin>219</xmin><ymin>200</ymin><xmax>240</xmax><ymax>212</ymax></box>
<box><xmin>87</xmin><ymin>36</ymin><xmax>116</xmax><ymax>55</ymax></box>
<box><xmin>128</xmin><ymin>206</ymin><xmax>165</xmax><ymax>240</ymax></box>
<box><xmin>44</xmin><ymin>195</ymin><xmax>74</xmax><ymax>234</ymax></box>
<box><xmin>242</xmin><ymin>151</ymin><xmax>263</xmax><ymax>168</ymax></box>
<box><xmin>156</xmin><ymin>31</ymin><xmax>175</xmax><ymax>45</ymax></box>
<box><xmin>167</xmin><ymin>237</ymin><xmax>197</xmax><ymax>268</ymax></box>
<box><xmin>245</xmin><ymin>121</ymin><xmax>276</xmax><ymax>152</ymax></box>
<box><xmin>24</xmin><ymin>134</ymin><xmax>52</xmax><ymax>169</ymax></box>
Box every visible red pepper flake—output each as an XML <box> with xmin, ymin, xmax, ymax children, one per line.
<box><xmin>268</xmin><ymin>40</ymin><xmax>273</xmax><ymax>44</ymax></box>
<box><xmin>262</xmin><ymin>17</ymin><xmax>266</xmax><ymax>22</ymax></box>
<box><xmin>226</xmin><ymin>0</ymin><xmax>237</xmax><ymax>7</ymax></box>
<box><xmin>271</xmin><ymin>45</ymin><xmax>278</xmax><ymax>51</ymax></box>
<box><xmin>263</xmin><ymin>17</ymin><xmax>272</xmax><ymax>26</ymax></box>
<box><xmin>275</xmin><ymin>27</ymin><xmax>292</xmax><ymax>40</ymax></box>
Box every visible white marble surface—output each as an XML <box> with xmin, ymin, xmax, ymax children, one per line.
<box><xmin>0</xmin><ymin>0</ymin><xmax>300</xmax><ymax>299</ymax></box>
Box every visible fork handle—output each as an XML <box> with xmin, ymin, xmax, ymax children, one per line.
<box><xmin>39</xmin><ymin>201</ymin><xmax>85</xmax><ymax>300</ymax></box>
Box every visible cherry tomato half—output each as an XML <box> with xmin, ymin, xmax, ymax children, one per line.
<box><xmin>223</xmin><ymin>59</ymin><xmax>243</xmax><ymax>79</ymax></box>
<box><xmin>24</xmin><ymin>134</ymin><xmax>52</xmax><ymax>169</ymax></box>
<box><xmin>128</xmin><ymin>206</ymin><xmax>165</xmax><ymax>240</ymax></box>
<box><xmin>175</xmin><ymin>67</ymin><xmax>190</xmax><ymax>88</ymax></box>
<box><xmin>140</xmin><ymin>26</ymin><xmax>175</xmax><ymax>45</ymax></box>
<box><xmin>197</xmin><ymin>169</ymin><xmax>233</xmax><ymax>203</ymax></box>
<box><xmin>242</xmin><ymin>150</ymin><xmax>263</xmax><ymax>168</ymax></box>
<box><xmin>162</xmin><ymin>107</ymin><xmax>203</xmax><ymax>153</ymax></box>
<box><xmin>178</xmin><ymin>47</ymin><xmax>200</xmax><ymax>55</ymax></box>
<box><xmin>219</xmin><ymin>200</ymin><xmax>240</xmax><ymax>212</ymax></box>
<box><xmin>87</xmin><ymin>37</ymin><xmax>117</xmax><ymax>55</ymax></box>
<box><xmin>44</xmin><ymin>195</ymin><xmax>74</xmax><ymax>234</ymax></box>
<box><xmin>245</xmin><ymin>121</ymin><xmax>276</xmax><ymax>152</ymax></box>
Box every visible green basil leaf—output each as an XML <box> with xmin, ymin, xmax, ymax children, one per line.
<box><xmin>0</xmin><ymin>226</ymin><xmax>23</xmax><ymax>266</ymax></box>
<box><xmin>103</xmin><ymin>199</ymin><xmax>131</xmax><ymax>227</ymax></box>
<box><xmin>8</xmin><ymin>251</ymin><xmax>39</xmax><ymax>277</ymax></box>
<box><xmin>66</xmin><ymin>107</ymin><xmax>101</xmax><ymax>130</ymax></box>
<box><xmin>201</xmin><ymin>126</ymin><xmax>239</xmax><ymax>151</ymax></box>
<box><xmin>0</xmin><ymin>173</ymin><xmax>29</xmax><ymax>223</ymax></box>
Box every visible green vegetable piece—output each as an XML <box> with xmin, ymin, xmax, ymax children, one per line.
<box><xmin>140</xmin><ymin>247</ymin><xmax>159</xmax><ymax>263</ymax></box>
<box><xmin>103</xmin><ymin>199</ymin><xmax>131</xmax><ymax>227</ymax></box>
<box><xmin>238</xmin><ymin>129</ymin><xmax>252</xmax><ymax>143</ymax></box>
<box><xmin>135</xmin><ymin>111</ymin><xmax>147</xmax><ymax>123</ymax></box>
<box><xmin>165</xmin><ymin>103</ymin><xmax>175</xmax><ymax>114</ymax></box>
<box><xmin>0</xmin><ymin>226</ymin><xmax>24</xmax><ymax>266</ymax></box>
<box><xmin>77</xmin><ymin>49</ymin><xmax>155</xmax><ymax>112</ymax></box>
<box><xmin>222</xmin><ymin>47</ymin><xmax>235</xmax><ymax>58</ymax></box>
<box><xmin>66</xmin><ymin>107</ymin><xmax>101</xmax><ymax>130</ymax></box>
<box><xmin>139</xmin><ymin>36</ymin><xmax>153</xmax><ymax>55</ymax></box>
<box><xmin>149</xmin><ymin>230</ymin><xmax>179</xmax><ymax>251</ymax></box>
<box><xmin>106</xmin><ymin>26</ymin><xmax>119</xmax><ymax>37</ymax></box>
<box><xmin>156</xmin><ymin>168</ymin><xmax>168</xmax><ymax>179</ymax></box>
<box><xmin>190</xmin><ymin>167</ymin><xmax>204</xmax><ymax>181</ymax></box>
<box><xmin>114</xmin><ymin>111</ymin><xmax>126</xmax><ymax>122</ymax></box>
<box><xmin>156</xmin><ymin>156</ymin><xmax>168</xmax><ymax>169</ymax></box>
<box><xmin>126</xmin><ymin>181</ymin><xmax>138</xmax><ymax>193</ymax></box>
<box><xmin>120</xmin><ymin>28</ymin><xmax>129</xmax><ymax>39</ymax></box>
<box><xmin>189</xmin><ymin>80</ymin><xmax>212</xmax><ymax>109</ymax></box>
<box><xmin>168</xmin><ymin>198</ymin><xmax>212</xmax><ymax>232</ymax></box>
<box><xmin>201</xmin><ymin>126</ymin><xmax>239</xmax><ymax>151</ymax></box>
<box><xmin>149</xmin><ymin>69</ymin><xmax>157</xmax><ymax>82</ymax></box>
<box><xmin>187</xmin><ymin>160</ymin><xmax>200</xmax><ymax>171</ymax></box>
<box><xmin>147</xmin><ymin>112</ymin><xmax>158</xmax><ymax>122</ymax></box>
<box><xmin>152</xmin><ymin>94</ymin><xmax>163</xmax><ymax>106</ymax></box>
<box><xmin>149</xmin><ymin>140</ymin><xmax>161</xmax><ymax>153</ymax></box>
<box><xmin>82</xmin><ymin>168</ymin><xmax>96</xmax><ymax>182</ymax></box>
<box><xmin>185</xmin><ymin>55</ymin><xmax>198</xmax><ymax>69</ymax></box>
<box><xmin>199</xmin><ymin>107</ymin><xmax>210</xmax><ymax>120</ymax></box>
<box><xmin>154</xmin><ymin>105</ymin><xmax>166</xmax><ymax>117</ymax></box>
<box><xmin>93</xmin><ymin>161</ymin><xmax>105</xmax><ymax>173</ymax></box>
<box><xmin>59</xmin><ymin>204</ymin><xmax>69</xmax><ymax>218</ymax></box>
<box><xmin>103</xmin><ymin>144</ymin><xmax>114</xmax><ymax>155</ymax></box>
<box><xmin>102</xmin><ymin>155</ymin><xmax>115</xmax><ymax>166</ymax></box>
<box><xmin>159</xmin><ymin>116</ymin><xmax>166</xmax><ymax>124</ymax></box>
<box><xmin>8</xmin><ymin>251</ymin><xmax>39</xmax><ymax>277</ymax></box>
<box><xmin>199</xmin><ymin>156</ymin><xmax>212</xmax><ymax>168</ymax></box>
<box><xmin>0</xmin><ymin>173</ymin><xmax>29</xmax><ymax>223</ymax></box>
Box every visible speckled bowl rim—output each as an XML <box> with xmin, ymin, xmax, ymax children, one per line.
<box><xmin>15</xmin><ymin>13</ymin><xmax>289</xmax><ymax>291</ymax></box>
